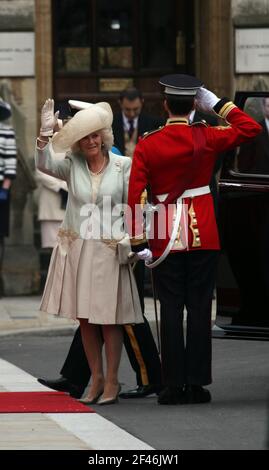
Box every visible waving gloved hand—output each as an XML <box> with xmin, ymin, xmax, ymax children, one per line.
<box><xmin>195</xmin><ymin>87</ymin><xmax>220</xmax><ymax>115</ymax></box>
<box><xmin>40</xmin><ymin>98</ymin><xmax>60</xmax><ymax>136</ymax></box>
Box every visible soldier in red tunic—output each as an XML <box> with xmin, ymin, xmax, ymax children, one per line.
<box><xmin>128</xmin><ymin>74</ymin><xmax>262</xmax><ymax>404</ymax></box>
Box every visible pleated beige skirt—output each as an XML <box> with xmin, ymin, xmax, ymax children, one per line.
<box><xmin>40</xmin><ymin>238</ymin><xmax>143</xmax><ymax>325</ymax></box>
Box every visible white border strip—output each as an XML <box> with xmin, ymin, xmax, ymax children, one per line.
<box><xmin>0</xmin><ymin>359</ymin><xmax>48</xmax><ymax>391</ymax></box>
<box><xmin>0</xmin><ymin>359</ymin><xmax>153</xmax><ymax>450</ymax></box>
<box><xmin>49</xmin><ymin>413</ymin><xmax>153</xmax><ymax>450</ymax></box>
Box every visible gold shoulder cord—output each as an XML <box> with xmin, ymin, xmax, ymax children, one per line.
<box><xmin>140</xmin><ymin>189</ymin><xmax>148</xmax><ymax>208</ymax></box>
<box><xmin>142</xmin><ymin>126</ymin><xmax>164</xmax><ymax>140</ymax></box>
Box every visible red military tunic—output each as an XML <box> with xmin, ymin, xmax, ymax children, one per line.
<box><xmin>128</xmin><ymin>100</ymin><xmax>262</xmax><ymax>258</ymax></box>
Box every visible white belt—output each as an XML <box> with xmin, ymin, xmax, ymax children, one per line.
<box><xmin>146</xmin><ymin>185</ymin><xmax>210</xmax><ymax>269</ymax></box>
<box><xmin>156</xmin><ymin>185</ymin><xmax>210</xmax><ymax>202</ymax></box>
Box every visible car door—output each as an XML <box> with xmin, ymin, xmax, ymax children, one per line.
<box><xmin>214</xmin><ymin>91</ymin><xmax>269</xmax><ymax>340</ymax></box>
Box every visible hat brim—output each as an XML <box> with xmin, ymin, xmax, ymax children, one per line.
<box><xmin>68</xmin><ymin>100</ymin><xmax>113</xmax><ymax>121</ymax></box>
<box><xmin>52</xmin><ymin>102</ymin><xmax>113</xmax><ymax>153</ymax></box>
<box><xmin>159</xmin><ymin>74</ymin><xmax>204</xmax><ymax>97</ymax></box>
<box><xmin>68</xmin><ymin>99</ymin><xmax>92</xmax><ymax>110</ymax></box>
<box><xmin>162</xmin><ymin>86</ymin><xmax>201</xmax><ymax>96</ymax></box>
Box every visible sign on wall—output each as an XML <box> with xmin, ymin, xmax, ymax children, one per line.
<box><xmin>235</xmin><ymin>28</ymin><xmax>269</xmax><ymax>74</ymax></box>
<box><xmin>0</xmin><ymin>32</ymin><xmax>34</xmax><ymax>77</ymax></box>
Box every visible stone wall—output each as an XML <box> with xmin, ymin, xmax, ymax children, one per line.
<box><xmin>0</xmin><ymin>0</ymin><xmax>34</xmax><ymax>30</ymax></box>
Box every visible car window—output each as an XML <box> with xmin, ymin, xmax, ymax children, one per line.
<box><xmin>232</xmin><ymin>97</ymin><xmax>269</xmax><ymax>178</ymax></box>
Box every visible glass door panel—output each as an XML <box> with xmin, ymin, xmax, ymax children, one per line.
<box><xmin>139</xmin><ymin>0</ymin><xmax>175</xmax><ymax>68</ymax></box>
<box><xmin>54</xmin><ymin>0</ymin><xmax>91</xmax><ymax>72</ymax></box>
<box><xmin>97</xmin><ymin>0</ymin><xmax>133</xmax><ymax>70</ymax></box>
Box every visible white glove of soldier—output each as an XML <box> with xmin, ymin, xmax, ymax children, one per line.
<box><xmin>195</xmin><ymin>87</ymin><xmax>220</xmax><ymax>114</ymax></box>
<box><xmin>40</xmin><ymin>98</ymin><xmax>60</xmax><ymax>136</ymax></box>
<box><xmin>188</xmin><ymin>109</ymin><xmax>195</xmax><ymax>124</ymax></box>
<box><xmin>135</xmin><ymin>248</ymin><xmax>153</xmax><ymax>262</ymax></box>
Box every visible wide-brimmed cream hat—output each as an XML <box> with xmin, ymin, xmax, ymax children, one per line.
<box><xmin>52</xmin><ymin>101</ymin><xmax>113</xmax><ymax>153</ymax></box>
<box><xmin>68</xmin><ymin>99</ymin><xmax>92</xmax><ymax>111</ymax></box>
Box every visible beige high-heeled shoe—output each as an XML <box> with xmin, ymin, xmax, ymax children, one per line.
<box><xmin>97</xmin><ymin>385</ymin><xmax>121</xmax><ymax>406</ymax></box>
<box><xmin>79</xmin><ymin>390</ymin><xmax>103</xmax><ymax>405</ymax></box>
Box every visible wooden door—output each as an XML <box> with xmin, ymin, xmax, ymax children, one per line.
<box><xmin>52</xmin><ymin>0</ymin><xmax>195</xmax><ymax>117</ymax></box>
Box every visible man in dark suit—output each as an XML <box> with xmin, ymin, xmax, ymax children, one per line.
<box><xmin>112</xmin><ymin>87</ymin><xmax>164</xmax><ymax>158</ymax></box>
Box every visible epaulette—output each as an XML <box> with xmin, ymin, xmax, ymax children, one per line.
<box><xmin>190</xmin><ymin>120</ymin><xmax>209</xmax><ymax>127</ymax></box>
<box><xmin>142</xmin><ymin>126</ymin><xmax>164</xmax><ymax>139</ymax></box>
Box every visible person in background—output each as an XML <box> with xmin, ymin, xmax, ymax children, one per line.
<box><xmin>112</xmin><ymin>87</ymin><xmax>164</xmax><ymax>158</ymax></box>
<box><xmin>237</xmin><ymin>97</ymin><xmax>269</xmax><ymax>174</ymax></box>
<box><xmin>0</xmin><ymin>98</ymin><xmax>17</xmax><ymax>297</ymax></box>
<box><xmin>112</xmin><ymin>89</ymin><xmax>164</xmax><ymax>397</ymax></box>
<box><xmin>36</xmin><ymin>160</ymin><xmax>68</xmax><ymax>246</ymax></box>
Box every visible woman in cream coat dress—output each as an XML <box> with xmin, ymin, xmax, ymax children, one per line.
<box><xmin>35</xmin><ymin>99</ymin><xmax>143</xmax><ymax>405</ymax></box>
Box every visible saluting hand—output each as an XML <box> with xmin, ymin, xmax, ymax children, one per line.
<box><xmin>40</xmin><ymin>98</ymin><xmax>59</xmax><ymax>136</ymax></box>
<box><xmin>196</xmin><ymin>87</ymin><xmax>220</xmax><ymax>115</ymax></box>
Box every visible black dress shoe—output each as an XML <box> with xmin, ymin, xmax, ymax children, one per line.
<box><xmin>37</xmin><ymin>377</ymin><xmax>85</xmax><ymax>399</ymax></box>
<box><xmin>119</xmin><ymin>385</ymin><xmax>161</xmax><ymax>399</ymax></box>
<box><xmin>184</xmin><ymin>385</ymin><xmax>211</xmax><ymax>404</ymax></box>
<box><xmin>158</xmin><ymin>386</ymin><xmax>185</xmax><ymax>405</ymax></box>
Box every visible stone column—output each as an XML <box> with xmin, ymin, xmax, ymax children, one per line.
<box><xmin>35</xmin><ymin>0</ymin><xmax>53</xmax><ymax>127</ymax></box>
<box><xmin>195</xmin><ymin>0</ymin><xmax>232</xmax><ymax>98</ymax></box>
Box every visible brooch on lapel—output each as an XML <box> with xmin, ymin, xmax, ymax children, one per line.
<box><xmin>115</xmin><ymin>160</ymin><xmax>122</xmax><ymax>172</ymax></box>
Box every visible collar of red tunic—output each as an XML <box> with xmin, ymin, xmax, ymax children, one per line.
<box><xmin>166</xmin><ymin>117</ymin><xmax>189</xmax><ymax>125</ymax></box>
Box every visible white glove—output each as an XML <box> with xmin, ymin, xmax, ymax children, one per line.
<box><xmin>136</xmin><ymin>248</ymin><xmax>153</xmax><ymax>262</ymax></box>
<box><xmin>195</xmin><ymin>87</ymin><xmax>220</xmax><ymax>114</ymax></box>
<box><xmin>40</xmin><ymin>98</ymin><xmax>59</xmax><ymax>136</ymax></box>
<box><xmin>188</xmin><ymin>109</ymin><xmax>195</xmax><ymax>124</ymax></box>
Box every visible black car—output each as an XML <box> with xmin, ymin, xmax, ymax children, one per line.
<box><xmin>214</xmin><ymin>91</ymin><xmax>269</xmax><ymax>340</ymax></box>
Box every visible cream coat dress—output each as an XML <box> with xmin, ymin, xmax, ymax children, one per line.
<box><xmin>35</xmin><ymin>142</ymin><xmax>143</xmax><ymax>325</ymax></box>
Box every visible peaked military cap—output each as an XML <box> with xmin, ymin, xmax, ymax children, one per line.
<box><xmin>159</xmin><ymin>74</ymin><xmax>203</xmax><ymax>96</ymax></box>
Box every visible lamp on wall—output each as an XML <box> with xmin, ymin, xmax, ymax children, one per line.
<box><xmin>110</xmin><ymin>19</ymin><xmax>121</xmax><ymax>30</ymax></box>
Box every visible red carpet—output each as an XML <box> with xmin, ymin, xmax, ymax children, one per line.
<box><xmin>0</xmin><ymin>392</ymin><xmax>94</xmax><ymax>413</ymax></box>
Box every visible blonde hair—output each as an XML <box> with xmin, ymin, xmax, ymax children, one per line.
<box><xmin>71</xmin><ymin>127</ymin><xmax>114</xmax><ymax>154</ymax></box>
